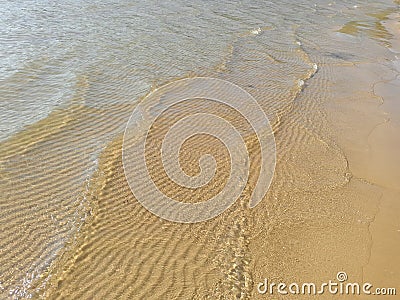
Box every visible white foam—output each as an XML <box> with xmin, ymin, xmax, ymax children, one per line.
<box><xmin>251</xmin><ymin>27</ymin><xmax>262</xmax><ymax>35</ymax></box>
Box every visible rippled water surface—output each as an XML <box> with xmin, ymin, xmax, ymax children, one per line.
<box><xmin>1</xmin><ymin>0</ymin><xmax>399</xmax><ymax>299</ymax></box>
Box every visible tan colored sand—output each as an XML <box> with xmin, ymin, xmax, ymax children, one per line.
<box><xmin>1</xmin><ymin>8</ymin><xmax>399</xmax><ymax>300</ymax></box>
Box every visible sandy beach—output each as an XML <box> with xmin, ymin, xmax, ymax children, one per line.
<box><xmin>0</xmin><ymin>1</ymin><xmax>399</xmax><ymax>299</ymax></box>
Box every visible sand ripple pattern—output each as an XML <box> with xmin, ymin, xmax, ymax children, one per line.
<box><xmin>1</xmin><ymin>0</ymin><xmax>395</xmax><ymax>299</ymax></box>
<box><xmin>123</xmin><ymin>77</ymin><xmax>275</xmax><ymax>223</ymax></box>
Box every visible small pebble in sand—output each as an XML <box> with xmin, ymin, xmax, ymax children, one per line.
<box><xmin>297</xmin><ymin>79</ymin><xmax>305</xmax><ymax>87</ymax></box>
<box><xmin>296</xmin><ymin>41</ymin><xmax>302</xmax><ymax>46</ymax></box>
<box><xmin>313</xmin><ymin>63</ymin><xmax>318</xmax><ymax>71</ymax></box>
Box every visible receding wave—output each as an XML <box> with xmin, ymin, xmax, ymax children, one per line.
<box><xmin>1</xmin><ymin>1</ymin><xmax>397</xmax><ymax>299</ymax></box>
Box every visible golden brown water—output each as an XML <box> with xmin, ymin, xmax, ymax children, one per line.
<box><xmin>1</xmin><ymin>1</ymin><xmax>399</xmax><ymax>299</ymax></box>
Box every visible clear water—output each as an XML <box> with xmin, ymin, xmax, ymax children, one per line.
<box><xmin>0</xmin><ymin>0</ymin><xmax>398</xmax><ymax>298</ymax></box>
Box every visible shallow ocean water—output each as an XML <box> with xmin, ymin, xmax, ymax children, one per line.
<box><xmin>0</xmin><ymin>0</ymin><xmax>399</xmax><ymax>299</ymax></box>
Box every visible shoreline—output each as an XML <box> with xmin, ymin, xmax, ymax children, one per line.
<box><xmin>356</xmin><ymin>11</ymin><xmax>400</xmax><ymax>295</ymax></box>
<box><xmin>1</xmin><ymin>2</ymin><xmax>399</xmax><ymax>299</ymax></box>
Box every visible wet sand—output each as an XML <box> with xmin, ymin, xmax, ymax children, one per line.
<box><xmin>339</xmin><ymin>13</ymin><xmax>400</xmax><ymax>298</ymax></box>
<box><xmin>44</xmin><ymin>15</ymin><xmax>400</xmax><ymax>300</ymax></box>
<box><xmin>251</xmin><ymin>12</ymin><xmax>400</xmax><ymax>299</ymax></box>
<box><xmin>1</xmin><ymin>3</ymin><xmax>399</xmax><ymax>300</ymax></box>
